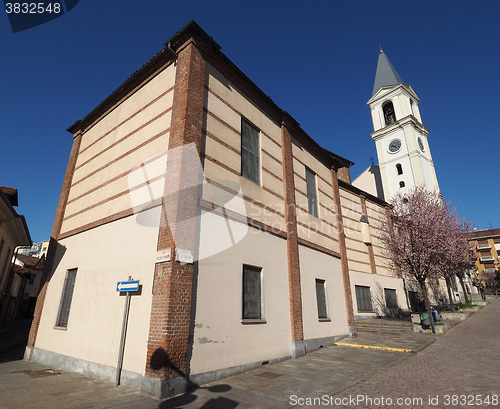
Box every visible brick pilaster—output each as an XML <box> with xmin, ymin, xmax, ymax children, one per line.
<box><xmin>331</xmin><ymin>168</ymin><xmax>355</xmax><ymax>330</ymax></box>
<box><xmin>27</xmin><ymin>131</ymin><xmax>82</xmax><ymax>350</ymax></box>
<box><xmin>360</xmin><ymin>194</ymin><xmax>377</xmax><ymax>275</ymax></box>
<box><xmin>144</xmin><ymin>38</ymin><xmax>206</xmax><ymax>389</ymax></box>
<box><xmin>281</xmin><ymin>119</ymin><xmax>304</xmax><ymax>343</ymax></box>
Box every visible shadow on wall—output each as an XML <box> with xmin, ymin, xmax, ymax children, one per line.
<box><xmin>372</xmin><ymin>282</ymin><xmax>404</xmax><ymax>318</ymax></box>
<box><xmin>151</xmin><ymin>348</ymin><xmax>238</xmax><ymax>409</ymax></box>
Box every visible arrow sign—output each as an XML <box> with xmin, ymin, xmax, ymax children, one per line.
<box><xmin>116</xmin><ymin>280</ymin><xmax>139</xmax><ymax>292</ymax></box>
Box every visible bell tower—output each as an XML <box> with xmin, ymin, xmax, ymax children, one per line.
<box><xmin>367</xmin><ymin>50</ymin><xmax>440</xmax><ymax>202</ymax></box>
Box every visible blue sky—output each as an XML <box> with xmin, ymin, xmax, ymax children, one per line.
<box><xmin>1</xmin><ymin>0</ymin><xmax>499</xmax><ymax>242</ymax></box>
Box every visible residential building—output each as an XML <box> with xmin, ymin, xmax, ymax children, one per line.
<box><xmin>470</xmin><ymin>228</ymin><xmax>500</xmax><ymax>280</ymax></box>
<box><xmin>0</xmin><ymin>186</ymin><xmax>32</xmax><ymax>325</ymax></box>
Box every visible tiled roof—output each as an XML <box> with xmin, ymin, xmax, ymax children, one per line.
<box><xmin>16</xmin><ymin>254</ymin><xmax>40</xmax><ymax>269</ymax></box>
<box><xmin>372</xmin><ymin>51</ymin><xmax>404</xmax><ymax>96</ymax></box>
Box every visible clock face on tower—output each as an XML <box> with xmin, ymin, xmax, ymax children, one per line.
<box><xmin>418</xmin><ymin>137</ymin><xmax>425</xmax><ymax>152</ymax></box>
<box><xmin>388</xmin><ymin>138</ymin><xmax>402</xmax><ymax>153</ymax></box>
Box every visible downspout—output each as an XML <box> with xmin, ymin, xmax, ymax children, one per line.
<box><xmin>166</xmin><ymin>42</ymin><xmax>178</xmax><ymax>61</ymax></box>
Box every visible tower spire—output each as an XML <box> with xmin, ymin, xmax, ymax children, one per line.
<box><xmin>372</xmin><ymin>50</ymin><xmax>403</xmax><ymax>96</ymax></box>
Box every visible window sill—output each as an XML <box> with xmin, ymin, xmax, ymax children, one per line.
<box><xmin>241</xmin><ymin>319</ymin><xmax>267</xmax><ymax>325</ymax></box>
<box><xmin>53</xmin><ymin>326</ymin><xmax>67</xmax><ymax>331</ymax></box>
<box><xmin>318</xmin><ymin>318</ymin><xmax>331</xmax><ymax>322</ymax></box>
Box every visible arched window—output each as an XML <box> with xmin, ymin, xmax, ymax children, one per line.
<box><xmin>396</xmin><ymin>163</ymin><xmax>403</xmax><ymax>175</ymax></box>
<box><xmin>382</xmin><ymin>101</ymin><xmax>396</xmax><ymax>126</ymax></box>
<box><xmin>399</xmin><ymin>181</ymin><xmax>405</xmax><ymax>188</ymax></box>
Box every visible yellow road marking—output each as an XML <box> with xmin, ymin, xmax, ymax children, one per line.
<box><xmin>334</xmin><ymin>342</ymin><xmax>413</xmax><ymax>353</ymax></box>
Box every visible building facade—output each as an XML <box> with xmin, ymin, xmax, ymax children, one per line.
<box><xmin>0</xmin><ymin>186</ymin><xmax>32</xmax><ymax>326</ymax></box>
<box><xmin>27</xmin><ymin>22</ymin><xmax>410</xmax><ymax>398</ymax></box>
<box><xmin>470</xmin><ymin>228</ymin><xmax>500</xmax><ymax>278</ymax></box>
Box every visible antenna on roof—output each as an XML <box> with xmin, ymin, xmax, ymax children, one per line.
<box><xmin>378</xmin><ymin>43</ymin><xmax>383</xmax><ymax>53</ymax></box>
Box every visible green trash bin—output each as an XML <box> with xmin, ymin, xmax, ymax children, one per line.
<box><xmin>420</xmin><ymin>312</ymin><xmax>430</xmax><ymax>326</ymax></box>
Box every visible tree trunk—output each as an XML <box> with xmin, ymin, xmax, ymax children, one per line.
<box><xmin>446</xmin><ymin>277</ymin><xmax>455</xmax><ymax>311</ymax></box>
<box><xmin>457</xmin><ymin>273</ymin><xmax>469</xmax><ymax>304</ymax></box>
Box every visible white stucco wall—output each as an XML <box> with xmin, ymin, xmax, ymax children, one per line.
<box><xmin>299</xmin><ymin>245</ymin><xmax>348</xmax><ymax>340</ymax></box>
<box><xmin>34</xmin><ymin>208</ymin><xmax>160</xmax><ymax>376</ymax></box>
<box><xmin>190</xmin><ymin>216</ymin><xmax>292</xmax><ymax>375</ymax></box>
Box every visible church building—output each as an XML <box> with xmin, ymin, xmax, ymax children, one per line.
<box><xmin>26</xmin><ymin>22</ymin><xmax>437</xmax><ymax>398</ymax></box>
<box><xmin>353</xmin><ymin>50</ymin><xmax>440</xmax><ymax>202</ymax></box>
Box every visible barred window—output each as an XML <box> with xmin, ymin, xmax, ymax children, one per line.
<box><xmin>56</xmin><ymin>269</ymin><xmax>77</xmax><ymax>328</ymax></box>
<box><xmin>241</xmin><ymin>119</ymin><xmax>260</xmax><ymax>185</ymax></box>
<box><xmin>355</xmin><ymin>285</ymin><xmax>373</xmax><ymax>312</ymax></box>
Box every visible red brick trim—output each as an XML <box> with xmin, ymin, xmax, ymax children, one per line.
<box><xmin>58</xmin><ymin>200</ymin><xmax>162</xmax><ymax>240</ymax></box>
<box><xmin>297</xmin><ymin>238</ymin><xmax>341</xmax><ymax>259</ymax></box>
<box><xmin>202</xmin><ymin>153</ymin><xmax>285</xmax><ymax>202</ymax></box>
<box><xmin>75</xmin><ymin>108</ymin><xmax>172</xmax><ymax>171</ymax></box>
<box><xmin>206</xmin><ymin>86</ymin><xmax>281</xmax><ymax>149</ymax></box>
<box><xmin>145</xmin><ymin>39</ymin><xmax>206</xmax><ymax>382</ymax></box>
<box><xmin>199</xmin><ymin>199</ymin><xmax>288</xmax><ymax>239</ymax></box>
<box><xmin>63</xmin><ymin>174</ymin><xmax>165</xmax><ymax>222</ymax></box>
<box><xmin>360</xmin><ymin>195</ymin><xmax>377</xmax><ymax>275</ymax></box>
<box><xmin>331</xmin><ymin>168</ymin><xmax>354</xmax><ymax>327</ymax></box>
<box><xmin>71</xmin><ymin>128</ymin><xmax>170</xmax><ymax>187</ymax></box>
<box><xmin>79</xmin><ymin>87</ymin><xmax>174</xmax><ymax>155</ymax></box>
<box><xmin>66</xmin><ymin>152</ymin><xmax>166</xmax><ymax>206</ymax></box>
<box><xmin>281</xmin><ymin>119</ymin><xmax>303</xmax><ymax>342</ymax></box>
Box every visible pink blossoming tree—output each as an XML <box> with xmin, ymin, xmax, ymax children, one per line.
<box><xmin>381</xmin><ymin>186</ymin><xmax>475</xmax><ymax>314</ymax></box>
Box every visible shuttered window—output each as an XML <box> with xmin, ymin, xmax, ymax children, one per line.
<box><xmin>315</xmin><ymin>279</ymin><xmax>328</xmax><ymax>319</ymax></box>
<box><xmin>355</xmin><ymin>285</ymin><xmax>373</xmax><ymax>312</ymax></box>
<box><xmin>384</xmin><ymin>288</ymin><xmax>398</xmax><ymax>308</ymax></box>
<box><xmin>242</xmin><ymin>265</ymin><xmax>262</xmax><ymax>320</ymax></box>
<box><xmin>56</xmin><ymin>268</ymin><xmax>77</xmax><ymax>328</ymax></box>
<box><xmin>241</xmin><ymin>119</ymin><xmax>260</xmax><ymax>185</ymax></box>
<box><xmin>306</xmin><ymin>168</ymin><xmax>319</xmax><ymax>217</ymax></box>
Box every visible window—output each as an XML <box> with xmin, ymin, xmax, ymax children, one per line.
<box><xmin>242</xmin><ymin>265</ymin><xmax>263</xmax><ymax>320</ymax></box>
<box><xmin>355</xmin><ymin>285</ymin><xmax>373</xmax><ymax>312</ymax></box>
<box><xmin>315</xmin><ymin>279</ymin><xmax>329</xmax><ymax>320</ymax></box>
<box><xmin>396</xmin><ymin>163</ymin><xmax>403</xmax><ymax>175</ymax></box>
<box><xmin>241</xmin><ymin>119</ymin><xmax>260</xmax><ymax>185</ymax></box>
<box><xmin>399</xmin><ymin>181</ymin><xmax>405</xmax><ymax>188</ymax></box>
<box><xmin>306</xmin><ymin>167</ymin><xmax>319</xmax><ymax>217</ymax></box>
<box><xmin>382</xmin><ymin>101</ymin><xmax>396</xmax><ymax>125</ymax></box>
<box><xmin>55</xmin><ymin>268</ymin><xmax>77</xmax><ymax>328</ymax></box>
<box><xmin>384</xmin><ymin>288</ymin><xmax>398</xmax><ymax>308</ymax></box>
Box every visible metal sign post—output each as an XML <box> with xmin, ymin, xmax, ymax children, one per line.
<box><xmin>115</xmin><ymin>276</ymin><xmax>139</xmax><ymax>386</ymax></box>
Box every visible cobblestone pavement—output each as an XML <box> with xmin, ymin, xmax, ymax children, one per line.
<box><xmin>0</xmin><ymin>299</ymin><xmax>497</xmax><ymax>408</ymax></box>
<box><xmin>334</xmin><ymin>298</ymin><xmax>500</xmax><ymax>409</ymax></box>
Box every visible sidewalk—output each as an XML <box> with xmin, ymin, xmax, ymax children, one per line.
<box><xmin>0</xmin><ymin>298</ymin><xmax>497</xmax><ymax>408</ymax></box>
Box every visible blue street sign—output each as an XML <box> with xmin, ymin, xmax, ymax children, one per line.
<box><xmin>116</xmin><ymin>280</ymin><xmax>139</xmax><ymax>292</ymax></box>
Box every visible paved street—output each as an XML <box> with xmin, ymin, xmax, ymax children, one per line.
<box><xmin>0</xmin><ymin>298</ymin><xmax>497</xmax><ymax>408</ymax></box>
<box><xmin>335</xmin><ymin>298</ymin><xmax>500</xmax><ymax>409</ymax></box>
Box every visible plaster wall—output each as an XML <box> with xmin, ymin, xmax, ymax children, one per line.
<box><xmin>34</xmin><ymin>208</ymin><xmax>160</xmax><ymax>376</ymax></box>
<box><xmin>190</xmin><ymin>217</ymin><xmax>291</xmax><ymax>375</ymax></box>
